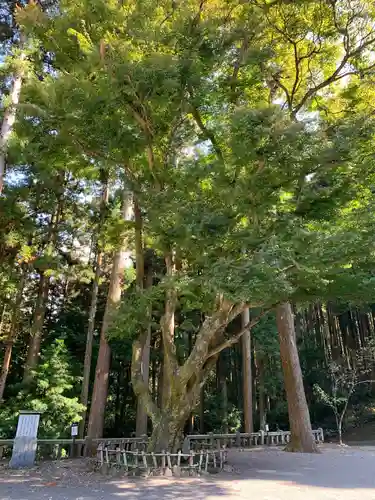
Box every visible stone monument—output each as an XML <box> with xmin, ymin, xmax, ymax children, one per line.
<box><xmin>9</xmin><ymin>411</ymin><xmax>40</xmax><ymax>468</ymax></box>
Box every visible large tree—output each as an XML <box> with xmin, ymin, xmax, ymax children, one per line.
<box><xmin>15</xmin><ymin>0</ymin><xmax>375</xmax><ymax>452</ymax></box>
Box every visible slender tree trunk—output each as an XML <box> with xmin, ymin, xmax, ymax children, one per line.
<box><xmin>0</xmin><ymin>304</ymin><xmax>6</xmax><ymax>336</ymax></box>
<box><xmin>258</xmin><ymin>354</ymin><xmax>266</xmax><ymax>431</ymax></box>
<box><xmin>79</xmin><ymin>250</ymin><xmax>103</xmax><ymax>438</ymax></box>
<box><xmin>79</xmin><ymin>182</ymin><xmax>109</xmax><ymax>438</ymax></box>
<box><xmin>276</xmin><ymin>302</ymin><xmax>318</xmax><ymax>453</ymax></box>
<box><xmin>135</xmin><ymin>329</ymin><xmax>151</xmax><ymax>435</ymax></box>
<box><xmin>336</xmin><ymin>414</ymin><xmax>343</xmax><ymax>445</ymax></box>
<box><xmin>157</xmin><ymin>341</ymin><xmax>163</xmax><ymax>409</ymax></box>
<box><xmin>135</xmin><ymin>198</ymin><xmax>151</xmax><ymax>436</ymax></box>
<box><xmin>242</xmin><ymin>308</ymin><xmax>253</xmax><ymax>433</ymax></box>
<box><xmin>23</xmin><ymin>174</ymin><xmax>65</xmax><ymax>382</ymax></box>
<box><xmin>0</xmin><ymin>273</ymin><xmax>26</xmax><ymax>401</ymax></box>
<box><xmin>199</xmin><ymin>388</ymin><xmax>205</xmax><ymax>434</ymax></box>
<box><xmin>87</xmin><ymin>190</ymin><xmax>133</xmax><ymax>440</ymax></box>
<box><xmin>161</xmin><ymin>251</ymin><xmax>177</xmax><ymax>411</ymax></box>
<box><xmin>217</xmin><ymin>353</ymin><xmax>228</xmax><ymax>433</ymax></box>
<box><xmin>23</xmin><ymin>272</ymin><xmax>49</xmax><ymax>383</ymax></box>
<box><xmin>0</xmin><ymin>39</ymin><xmax>25</xmax><ymax>195</ymax></box>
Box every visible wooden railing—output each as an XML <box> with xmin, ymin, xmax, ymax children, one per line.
<box><xmin>0</xmin><ymin>435</ymin><xmax>148</xmax><ymax>461</ymax></box>
<box><xmin>182</xmin><ymin>428</ymin><xmax>324</xmax><ymax>452</ymax></box>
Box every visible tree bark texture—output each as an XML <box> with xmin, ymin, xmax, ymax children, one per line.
<box><xmin>241</xmin><ymin>308</ymin><xmax>253</xmax><ymax>433</ymax></box>
<box><xmin>276</xmin><ymin>302</ymin><xmax>318</xmax><ymax>453</ymax></box>
<box><xmin>87</xmin><ymin>190</ymin><xmax>133</xmax><ymax>440</ymax></box>
<box><xmin>23</xmin><ymin>272</ymin><xmax>49</xmax><ymax>383</ymax></box>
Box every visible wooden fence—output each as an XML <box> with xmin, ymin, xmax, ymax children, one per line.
<box><xmin>0</xmin><ymin>435</ymin><xmax>148</xmax><ymax>461</ymax></box>
<box><xmin>182</xmin><ymin>428</ymin><xmax>324</xmax><ymax>452</ymax></box>
<box><xmin>97</xmin><ymin>444</ymin><xmax>227</xmax><ymax>476</ymax></box>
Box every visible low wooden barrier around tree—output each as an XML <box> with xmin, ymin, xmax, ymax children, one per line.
<box><xmin>96</xmin><ymin>444</ymin><xmax>227</xmax><ymax>476</ymax></box>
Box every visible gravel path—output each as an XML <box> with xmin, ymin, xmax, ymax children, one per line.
<box><xmin>1</xmin><ymin>446</ymin><xmax>375</xmax><ymax>500</ymax></box>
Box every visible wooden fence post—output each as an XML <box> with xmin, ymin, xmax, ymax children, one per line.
<box><xmin>235</xmin><ymin>431</ymin><xmax>241</xmax><ymax>447</ymax></box>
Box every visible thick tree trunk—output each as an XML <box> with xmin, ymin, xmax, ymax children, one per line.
<box><xmin>79</xmin><ymin>181</ymin><xmax>109</xmax><ymax>438</ymax></box>
<box><xmin>242</xmin><ymin>308</ymin><xmax>253</xmax><ymax>433</ymax></box>
<box><xmin>23</xmin><ymin>272</ymin><xmax>49</xmax><ymax>383</ymax></box>
<box><xmin>0</xmin><ymin>273</ymin><xmax>26</xmax><ymax>401</ymax></box>
<box><xmin>148</xmin><ymin>408</ymin><xmax>188</xmax><ymax>452</ymax></box>
<box><xmin>0</xmin><ymin>41</ymin><xmax>25</xmax><ymax>195</ymax></box>
<box><xmin>87</xmin><ymin>191</ymin><xmax>133</xmax><ymax>440</ymax></box>
<box><xmin>276</xmin><ymin>303</ymin><xmax>318</xmax><ymax>453</ymax></box>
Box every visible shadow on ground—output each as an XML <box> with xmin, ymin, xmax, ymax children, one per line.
<box><xmin>1</xmin><ymin>446</ymin><xmax>375</xmax><ymax>499</ymax></box>
<box><xmin>0</xmin><ymin>467</ymin><xmax>230</xmax><ymax>500</ymax></box>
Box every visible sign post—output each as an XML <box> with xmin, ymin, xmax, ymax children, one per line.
<box><xmin>70</xmin><ymin>422</ymin><xmax>78</xmax><ymax>458</ymax></box>
<box><xmin>10</xmin><ymin>411</ymin><xmax>40</xmax><ymax>468</ymax></box>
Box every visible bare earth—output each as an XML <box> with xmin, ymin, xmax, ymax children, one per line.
<box><xmin>1</xmin><ymin>445</ymin><xmax>375</xmax><ymax>500</ymax></box>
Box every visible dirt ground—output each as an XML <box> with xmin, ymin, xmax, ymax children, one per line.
<box><xmin>1</xmin><ymin>445</ymin><xmax>375</xmax><ymax>500</ymax></box>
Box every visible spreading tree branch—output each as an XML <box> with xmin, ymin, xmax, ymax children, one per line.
<box><xmin>189</xmin><ymin>99</ymin><xmax>224</xmax><ymax>162</ymax></box>
<box><xmin>205</xmin><ymin>306</ymin><xmax>274</xmax><ymax>360</ymax></box>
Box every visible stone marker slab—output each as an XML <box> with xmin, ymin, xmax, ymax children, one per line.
<box><xmin>9</xmin><ymin>411</ymin><xmax>40</xmax><ymax>468</ymax></box>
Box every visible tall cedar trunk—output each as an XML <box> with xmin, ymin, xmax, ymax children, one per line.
<box><xmin>0</xmin><ymin>37</ymin><xmax>25</xmax><ymax>194</ymax></box>
<box><xmin>135</xmin><ymin>328</ymin><xmax>151</xmax><ymax>436</ymax></box>
<box><xmin>135</xmin><ymin>198</ymin><xmax>151</xmax><ymax>436</ymax></box>
<box><xmin>79</xmin><ymin>181</ymin><xmax>109</xmax><ymax>438</ymax></box>
<box><xmin>186</xmin><ymin>330</ymin><xmax>195</xmax><ymax>434</ymax></box>
<box><xmin>257</xmin><ymin>353</ymin><xmax>266</xmax><ymax>430</ymax></box>
<box><xmin>241</xmin><ymin>308</ymin><xmax>253</xmax><ymax>433</ymax></box>
<box><xmin>276</xmin><ymin>303</ymin><xmax>318</xmax><ymax>453</ymax></box>
<box><xmin>157</xmin><ymin>341</ymin><xmax>164</xmax><ymax>409</ymax></box>
<box><xmin>87</xmin><ymin>191</ymin><xmax>132</xmax><ymax>440</ymax></box>
<box><xmin>0</xmin><ymin>273</ymin><xmax>26</xmax><ymax>401</ymax></box>
<box><xmin>23</xmin><ymin>272</ymin><xmax>49</xmax><ymax>383</ymax></box>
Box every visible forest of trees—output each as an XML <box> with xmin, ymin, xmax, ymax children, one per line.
<box><xmin>2</xmin><ymin>0</ymin><xmax>375</xmax><ymax>454</ymax></box>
